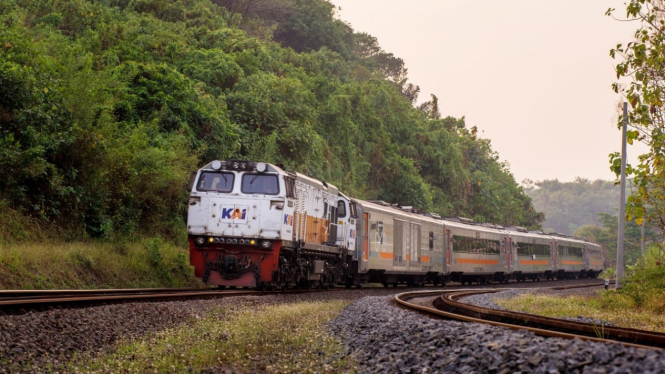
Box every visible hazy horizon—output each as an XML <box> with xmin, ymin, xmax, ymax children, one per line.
<box><xmin>331</xmin><ymin>0</ymin><xmax>645</xmax><ymax>184</ymax></box>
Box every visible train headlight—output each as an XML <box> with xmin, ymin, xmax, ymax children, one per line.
<box><xmin>208</xmin><ymin>237</ymin><xmax>214</xmax><ymax>243</ymax></box>
<box><xmin>256</xmin><ymin>162</ymin><xmax>267</xmax><ymax>172</ymax></box>
<box><xmin>260</xmin><ymin>240</ymin><xmax>272</xmax><ymax>249</ymax></box>
<box><xmin>211</xmin><ymin>160</ymin><xmax>222</xmax><ymax>170</ymax></box>
<box><xmin>249</xmin><ymin>239</ymin><xmax>256</xmax><ymax>245</ymax></box>
<box><xmin>239</xmin><ymin>239</ymin><xmax>245</xmax><ymax>244</ymax></box>
<box><xmin>195</xmin><ymin>237</ymin><xmax>206</xmax><ymax>246</ymax></box>
<box><xmin>232</xmin><ymin>238</ymin><xmax>238</xmax><ymax>244</ymax></box>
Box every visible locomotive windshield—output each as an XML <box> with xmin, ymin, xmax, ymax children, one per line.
<box><xmin>241</xmin><ymin>174</ymin><xmax>279</xmax><ymax>195</ymax></box>
<box><xmin>197</xmin><ymin>172</ymin><xmax>234</xmax><ymax>192</ymax></box>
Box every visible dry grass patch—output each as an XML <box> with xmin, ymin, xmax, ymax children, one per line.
<box><xmin>496</xmin><ymin>292</ymin><xmax>665</xmax><ymax>333</ymax></box>
<box><xmin>0</xmin><ymin>239</ymin><xmax>201</xmax><ymax>289</ymax></box>
<box><xmin>69</xmin><ymin>300</ymin><xmax>355</xmax><ymax>373</ymax></box>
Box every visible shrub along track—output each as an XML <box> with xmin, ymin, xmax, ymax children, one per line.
<box><xmin>395</xmin><ymin>282</ymin><xmax>665</xmax><ymax>349</ymax></box>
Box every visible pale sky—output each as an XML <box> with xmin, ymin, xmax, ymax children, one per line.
<box><xmin>331</xmin><ymin>0</ymin><xmax>644</xmax><ymax>183</ymax></box>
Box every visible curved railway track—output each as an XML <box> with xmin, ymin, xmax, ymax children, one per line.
<box><xmin>395</xmin><ymin>282</ymin><xmax>665</xmax><ymax>349</ymax></box>
<box><xmin>0</xmin><ymin>278</ymin><xmax>604</xmax><ymax>313</ymax></box>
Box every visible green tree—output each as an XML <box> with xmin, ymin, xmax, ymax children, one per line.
<box><xmin>608</xmin><ymin>0</ymin><xmax>665</xmax><ymax>232</ymax></box>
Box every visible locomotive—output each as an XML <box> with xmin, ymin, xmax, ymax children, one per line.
<box><xmin>187</xmin><ymin>160</ymin><xmax>605</xmax><ymax>289</ymax></box>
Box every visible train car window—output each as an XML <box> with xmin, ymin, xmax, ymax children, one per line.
<box><xmin>452</xmin><ymin>236</ymin><xmax>500</xmax><ymax>255</ymax></box>
<box><xmin>197</xmin><ymin>172</ymin><xmax>234</xmax><ymax>193</ymax></box>
<box><xmin>429</xmin><ymin>231</ymin><xmax>434</xmax><ymax>249</ymax></box>
<box><xmin>337</xmin><ymin>200</ymin><xmax>347</xmax><ymax>218</ymax></box>
<box><xmin>561</xmin><ymin>246</ymin><xmax>583</xmax><ymax>257</ymax></box>
<box><xmin>516</xmin><ymin>243</ymin><xmax>550</xmax><ymax>257</ymax></box>
<box><xmin>241</xmin><ymin>174</ymin><xmax>279</xmax><ymax>195</ymax></box>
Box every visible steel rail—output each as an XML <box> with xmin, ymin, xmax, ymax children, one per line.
<box><xmin>395</xmin><ymin>282</ymin><xmax>664</xmax><ymax>350</ymax></box>
<box><xmin>0</xmin><ymin>287</ymin><xmax>212</xmax><ymax>301</ymax></box>
<box><xmin>0</xmin><ymin>288</ymin><xmax>333</xmax><ymax>312</ymax></box>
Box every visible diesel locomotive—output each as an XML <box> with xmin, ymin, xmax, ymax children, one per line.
<box><xmin>187</xmin><ymin>160</ymin><xmax>605</xmax><ymax>289</ymax></box>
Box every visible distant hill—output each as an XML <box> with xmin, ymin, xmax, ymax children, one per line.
<box><xmin>523</xmin><ymin>178</ymin><xmax>620</xmax><ymax>235</ymax></box>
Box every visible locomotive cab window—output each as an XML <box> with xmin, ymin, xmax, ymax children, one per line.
<box><xmin>197</xmin><ymin>172</ymin><xmax>234</xmax><ymax>193</ymax></box>
<box><xmin>241</xmin><ymin>174</ymin><xmax>279</xmax><ymax>195</ymax></box>
<box><xmin>337</xmin><ymin>200</ymin><xmax>347</xmax><ymax>218</ymax></box>
<box><xmin>284</xmin><ymin>176</ymin><xmax>296</xmax><ymax>198</ymax></box>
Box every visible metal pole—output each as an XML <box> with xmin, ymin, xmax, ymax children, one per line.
<box><xmin>616</xmin><ymin>102</ymin><xmax>628</xmax><ymax>289</ymax></box>
<box><xmin>641</xmin><ymin>218</ymin><xmax>646</xmax><ymax>258</ymax></box>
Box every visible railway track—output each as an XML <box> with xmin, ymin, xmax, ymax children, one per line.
<box><xmin>0</xmin><ymin>278</ymin><xmax>601</xmax><ymax>313</ymax></box>
<box><xmin>0</xmin><ymin>287</ymin><xmax>320</xmax><ymax>314</ymax></box>
<box><xmin>395</xmin><ymin>282</ymin><xmax>665</xmax><ymax>349</ymax></box>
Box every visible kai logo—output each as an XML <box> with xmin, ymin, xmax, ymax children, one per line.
<box><xmin>221</xmin><ymin>206</ymin><xmax>247</xmax><ymax>221</ymax></box>
<box><xmin>283</xmin><ymin>214</ymin><xmax>293</xmax><ymax>226</ymax></box>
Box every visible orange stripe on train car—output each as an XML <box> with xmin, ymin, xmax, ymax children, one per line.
<box><xmin>560</xmin><ymin>260</ymin><xmax>583</xmax><ymax>265</ymax></box>
<box><xmin>379</xmin><ymin>252</ymin><xmax>394</xmax><ymax>259</ymax></box>
<box><xmin>517</xmin><ymin>260</ymin><xmax>550</xmax><ymax>265</ymax></box>
<box><xmin>421</xmin><ymin>256</ymin><xmax>431</xmax><ymax>262</ymax></box>
<box><xmin>457</xmin><ymin>258</ymin><xmax>500</xmax><ymax>265</ymax></box>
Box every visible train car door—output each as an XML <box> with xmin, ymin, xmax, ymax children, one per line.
<box><xmin>445</xmin><ymin>228</ymin><xmax>452</xmax><ymax>270</ymax></box>
<box><xmin>503</xmin><ymin>237</ymin><xmax>513</xmax><ymax>273</ymax></box>
<box><xmin>363</xmin><ymin>212</ymin><xmax>369</xmax><ymax>262</ymax></box>
<box><xmin>394</xmin><ymin>219</ymin><xmax>407</xmax><ymax>267</ymax></box>
<box><xmin>409</xmin><ymin>223</ymin><xmax>421</xmax><ymax>270</ymax></box>
<box><xmin>551</xmin><ymin>241</ymin><xmax>559</xmax><ymax>271</ymax></box>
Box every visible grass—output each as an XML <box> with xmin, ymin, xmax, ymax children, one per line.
<box><xmin>0</xmin><ymin>239</ymin><xmax>202</xmax><ymax>289</ymax></box>
<box><xmin>496</xmin><ymin>292</ymin><xmax>665</xmax><ymax>333</ymax></box>
<box><xmin>68</xmin><ymin>300</ymin><xmax>356</xmax><ymax>373</ymax></box>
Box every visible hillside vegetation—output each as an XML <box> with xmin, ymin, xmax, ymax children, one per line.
<box><xmin>0</xmin><ymin>0</ymin><xmax>541</xmax><ymax>248</ymax></box>
<box><xmin>524</xmin><ymin>178</ymin><xmax>620</xmax><ymax>235</ymax></box>
<box><xmin>524</xmin><ymin>178</ymin><xmax>661</xmax><ymax>266</ymax></box>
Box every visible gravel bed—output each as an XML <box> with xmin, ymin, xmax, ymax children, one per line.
<box><xmin>0</xmin><ymin>287</ymin><xmax>433</xmax><ymax>373</ymax></box>
<box><xmin>328</xmin><ymin>295</ymin><xmax>665</xmax><ymax>373</ymax></box>
<box><xmin>460</xmin><ymin>286</ymin><xmax>615</xmax><ymax>326</ymax></box>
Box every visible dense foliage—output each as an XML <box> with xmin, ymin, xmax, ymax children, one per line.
<box><xmin>524</xmin><ymin>178</ymin><xmax>662</xmax><ymax>266</ymax></box>
<box><xmin>0</xmin><ymin>0</ymin><xmax>542</xmax><ymax>242</ymax></box>
<box><xmin>607</xmin><ymin>1</ymin><xmax>665</xmax><ymax>301</ymax></box>
<box><xmin>524</xmin><ymin>178</ymin><xmax>621</xmax><ymax>234</ymax></box>
<box><xmin>574</xmin><ymin>212</ymin><xmax>659</xmax><ymax>268</ymax></box>
<box><xmin>608</xmin><ymin>0</ymin><xmax>665</xmax><ymax>231</ymax></box>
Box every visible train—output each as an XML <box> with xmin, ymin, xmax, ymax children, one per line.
<box><xmin>187</xmin><ymin>160</ymin><xmax>605</xmax><ymax>289</ymax></box>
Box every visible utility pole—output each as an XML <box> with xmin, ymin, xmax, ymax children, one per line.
<box><xmin>616</xmin><ymin>102</ymin><xmax>628</xmax><ymax>289</ymax></box>
<box><xmin>641</xmin><ymin>218</ymin><xmax>646</xmax><ymax>258</ymax></box>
